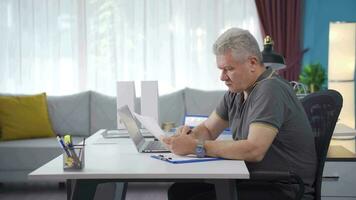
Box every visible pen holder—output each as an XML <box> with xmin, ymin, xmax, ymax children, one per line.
<box><xmin>63</xmin><ymin>144</ymin><xmax>85</xmax><ymax>170</ymax></box>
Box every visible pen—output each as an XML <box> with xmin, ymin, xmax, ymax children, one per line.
<box><xmin>157</xmin><ymin>155</ymin><xmax>170</xmax><ymax>161</ymax></box>
<box><xmin>186</xmin><ymin>129</ymin><xmax>192</xmax><ymax>135</ymax></box>
<box><xmin>56</xmin><ymin>136</ymin><xmax>71</xmax><ymax>157</ymax></box>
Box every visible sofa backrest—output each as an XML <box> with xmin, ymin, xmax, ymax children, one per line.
<box><xmin>0</xmin><ymin>88</ymin><xmax>226</xmax><ymax>137</ymax></box>
<box><xmin>184</xmin><ymin>88</ymin><xmax>226</xmax><ymax>116</ymax></box>
<box><xmin>90</xmin><ymin>91</ymin><xmax>141</xmax><ymax>134</ymax></box>
<box><xmin>47</xmin><ymin>91</ymin><xmax>91</xmax><ymax>137</ymax></box>
<box><xmin>89</xmin><ymin>91</ymin><xmax>117</xmax><ymax>134</ymax></box>
<box><xmin>89</xmin><ymin>89</ymin><xmax>186</xmax><ymax>134</ymax></box>
<box><xmin>89</xmin><ymin>88</ymin><xmax>227</xmax><ymax>134</ymax></box>
<box><xmin>0</xmin><ymin>92</ymin><xmax>92</xmax><ymax>137</ymax></box>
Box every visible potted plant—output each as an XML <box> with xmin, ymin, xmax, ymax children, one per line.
<box><xmin>299</xmin><ymin>63</ymin><xmax>326</xmax><ymax>93</ymax></box>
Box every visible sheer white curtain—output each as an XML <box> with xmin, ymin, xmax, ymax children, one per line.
<box><xmin>0</xmin><ymin>0</ymin><xmax>82</xmax><ymax>95</ymax></box>
<box><xmin>0</xmin><ymin>0</ymin><xmax>262</xmax><ymax>95</ymax></box>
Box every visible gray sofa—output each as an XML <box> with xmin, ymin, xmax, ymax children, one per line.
<box><xmin>0</xmin><ymin>88</ymin><xmax>225</xmax><ymax>183</ymax></box>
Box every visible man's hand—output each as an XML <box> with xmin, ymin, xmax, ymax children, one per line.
<box><xmin>175</xmin><ymin>125</ymin><xmax>193</xmax><ymax>136</ymax></box>
<box><xmin>161</xmin><ymin>126</ymin><xmax>197</xmax><ymax>155</ymax></box>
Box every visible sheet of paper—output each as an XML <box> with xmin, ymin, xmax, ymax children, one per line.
<box><xmin>134</xmin><ymin>113</ymin><xmax>167</xmax><ymax>141</ymax></box>
<box><xmin>158</xmin><ymin>153</ymin><xmax>199</xmax><ymax>160</ymax></box>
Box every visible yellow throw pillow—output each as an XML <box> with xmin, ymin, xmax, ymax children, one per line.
<box><xmin>0</xmin><ymin>93</ymin><xmax>55</xmax><ymax>141</ymax></box>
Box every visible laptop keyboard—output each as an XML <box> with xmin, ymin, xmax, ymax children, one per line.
<box><xmin>146</xmin><ymin>141</ymin><xmax>167</xmax><ymax>150</ymax></box>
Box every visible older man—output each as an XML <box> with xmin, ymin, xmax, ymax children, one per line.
<box><xmin>162</xmin><ymin>28</ymin><xmax>317</xmax><ymax>200</ymax></box>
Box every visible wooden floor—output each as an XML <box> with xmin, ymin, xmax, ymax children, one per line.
<box><xmin>0</xmin><ymin>182</ymin><xmax>171</xmax><ymax>200</ymax></box>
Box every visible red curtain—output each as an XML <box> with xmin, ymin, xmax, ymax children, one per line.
<box><xmin>255</xmin><ymin>0</ymin><xmax>304</xmax><ymax>81</ymax></box>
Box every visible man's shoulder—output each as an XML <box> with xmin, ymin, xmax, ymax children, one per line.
<box><xmin>255</xmin><ymin>76</ymin><xmax>292</xmax><ymax>93</ymax></box>
<box><xmin>250</xmin><ymin>76</ymin><xmax>296</xmax><ymax>103</ymax></box>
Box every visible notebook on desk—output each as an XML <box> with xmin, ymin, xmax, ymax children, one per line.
<box><xmin>117</xmin><ymin>105</ymin><xmax>170</xmax><ymax>153</ymax></box>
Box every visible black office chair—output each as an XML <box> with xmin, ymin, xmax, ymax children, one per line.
<box><xmin>248</xmin><ymin>167</ymin><xmax>305</xmax><ymax>200</ymax></box>
<box><xmin>249</xmin><ymin>89</ymin><xmax>342</xmax><ymax>200</ymax></box>
<box><xmin>300</xmin><ymin>89</ymin><xmax>343</xmax><ymax>200</ymax></box>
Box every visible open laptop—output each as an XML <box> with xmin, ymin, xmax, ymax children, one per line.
<box><xmin>118</xmin><ymin>105</ymin><xmax>170</xmax><ymax>153</ymax></box>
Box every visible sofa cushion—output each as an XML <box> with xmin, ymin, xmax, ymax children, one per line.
<box><xmin>0</xmin><ymin>93</ymin><xmax>55</xmax><ymax>141</ymax></box>
<box><xmin>90</xmin><ymin>91</ymin><xmax>142</xmax><ymax>134</ymax></box>
<box><xmin>0</xmin><ymin>137</ymin><xmax>83</xmax><ymax>170</ymax></box>
<box><xmin>90</xmin><ymin>92</ymin><xmax>117</xmax><ymax>134</ymax></box>
<box><xmin>47</xmin><ymin>91</ymin><xmax>90</xmax><ymax>136</ymax></box>
<box><xmin>159</xmin><ymin>89</ymin><xmax>186</xmax><ymax>126</ymax></box>
<box><xmin>184</xmin><ymin>88</ymin><xmax>226</xmax><ymax>116</ymax></box>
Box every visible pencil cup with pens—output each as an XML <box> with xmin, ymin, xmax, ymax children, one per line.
<box><xmin>57</xmin><ymin>135</ymin><xmax>85</xmax><ymax>170</ymax></box>
<box><xmin>63</xmin><ymin>143</ymin><xmax>85</xmax><ymax>170</ymax></box>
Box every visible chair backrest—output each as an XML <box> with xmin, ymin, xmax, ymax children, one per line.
<box><xmin>300</xmin><ymin>90</ymin><xmax>343</xmax><ymax>200</ymax></box>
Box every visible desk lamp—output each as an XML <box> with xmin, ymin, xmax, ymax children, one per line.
<box><xmin>262</xmin><ymin>35</ymin><xmax>286</xmax><ymax>70</ymax></box>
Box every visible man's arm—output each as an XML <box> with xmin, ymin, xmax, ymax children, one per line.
<box><xmin>164</xmin><ymin>119</ymin><xmax>277</xmax><ymax>162</ymax></box>
<box><xmin>205</xmin><ymin>123</ymin><xmax>277</xmax><ymax>162</ymax></box>
<box><xmin>161</xmin><ymin>111</ymin><xmax>228</xmax><ymax>155</ymax></box>
<box><xmin>189</xmin><ymin>111</ymin><xmax>229</xmax><ymax>140</ymax></box>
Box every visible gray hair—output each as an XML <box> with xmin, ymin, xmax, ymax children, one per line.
<box><xmin>213</xmin><ymin>28</ymin><xmax>262</xmax><ymax>63</ymax></box>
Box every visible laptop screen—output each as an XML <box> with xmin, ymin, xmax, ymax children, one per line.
<box><xmin>117</xmin><ymin>105</ymin><xmax>145</xmax><ymax>147</ymax></box>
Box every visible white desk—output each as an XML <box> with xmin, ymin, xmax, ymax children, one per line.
<box><xmin>29</xmin><ymin>130</ymin><xmax>249</xmax><ymax>200</ymax></box>
<box><xmin>333</xmin><ymin>123</ymin><xmax>356</xmax><ymax>137</ymax></box>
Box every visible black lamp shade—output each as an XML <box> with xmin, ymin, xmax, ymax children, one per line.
<box><xmin>262</xmin><ymin>36</ymin><xmax>286</xmax><ymax>70</ymax></box>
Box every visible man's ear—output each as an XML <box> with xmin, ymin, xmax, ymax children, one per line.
<box><xmin>249</xmin><ymin>56</ymin><xmax>259</xmax><ymax>65</ymax></box>
<box><xmin>248</xmin><ymin>56</ymin><xmax>259</xmax><ymax>72</ymax></box>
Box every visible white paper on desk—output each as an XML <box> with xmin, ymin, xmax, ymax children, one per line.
<box><xmin>134</xmin><ymin>113</ymin><xmax>167</xmax><ymax>141</ymax></box>
<box><xmin>162</xmin><ymin>153</ymin><xmax>199</xmax><ymax>160</ymax></box>
<box><xmin>151</xmin><ymin>153</ymin><xmax>223</xmax><ymax>164</ymax></box>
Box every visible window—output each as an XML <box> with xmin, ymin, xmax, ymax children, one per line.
<box><xmin>0</xmin><ymin>0</ymin><xmax>262</xmax><ymax>95</ymax></box>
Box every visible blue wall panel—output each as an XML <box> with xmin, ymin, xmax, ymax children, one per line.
<box><xmin>302</xmin><ymin>0</ymin><xmax>356</xmax><ymax>71</ymax></box>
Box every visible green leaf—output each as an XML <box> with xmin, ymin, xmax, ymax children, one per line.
<box><xmin>298</xmin><ymin>62</ymin><xmax>326</xmax><ymax>92</ymax></box>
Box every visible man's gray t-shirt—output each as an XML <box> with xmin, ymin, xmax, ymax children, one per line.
<box><xmin>216</xmin><ymin>68</ymin><xmax>317</xmax><ymax>198</ymax></box>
